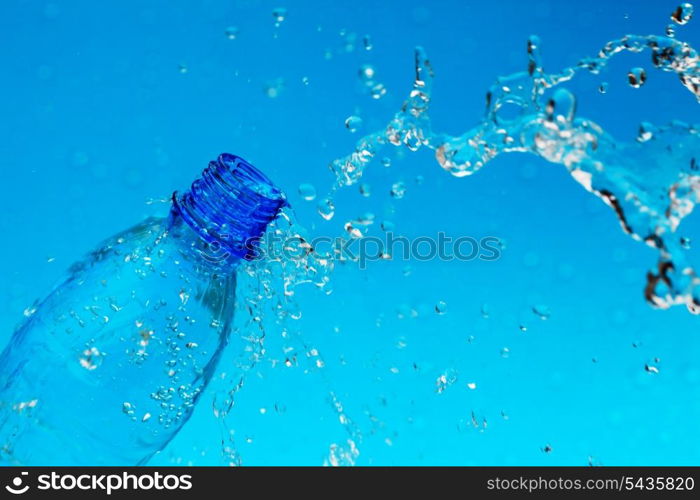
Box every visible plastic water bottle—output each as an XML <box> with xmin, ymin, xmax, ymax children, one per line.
<box><xmin>0</xmin><ymin>154</ymin><xmax>287</xmax><ymax>465</ymax></box>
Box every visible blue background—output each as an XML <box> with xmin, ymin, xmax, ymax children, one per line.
<box><xmin>1</xmin><ymin>0</ymin><xmax>700</xmax><ymax>465</ymax></box>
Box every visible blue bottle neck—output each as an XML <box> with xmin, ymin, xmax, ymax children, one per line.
<box><xmin>171</xmin><ymin>154</ymin><xmax>287</xmax><ymax>263</ymax></box>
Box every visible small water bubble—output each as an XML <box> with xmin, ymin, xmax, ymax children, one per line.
<box><xmin>23</xmin><ymin>304</ymin><xmax>37</xmax><ymax>318</ymax></box>
<box><xmin>178</xmin><ymin>64</ymin><xmax>188</xmax><ymax>74</ymax></box>
<box><xmin>671</xmin><ymin>3</ymin><xmax>693</xmax><ymax>25</ymax></box>
<box><xmin>381</xmin><ymin>157</ymin><xmax>392</xmax><ymax>168</ymax></box>
<box><xmin>666</xmin><ymin>24</ymin><xmax>676</xmax><ymax>37</ymax></box>
<box><xmin>358</xmin><ymin>64</ymin><xmax>376</xmax><ymax>82</ymax></box>
<box><xmin>142</xmin><ymin>412</ymin><xmax>152</xmax><ymax>422</ymax></box>
<box><xmin>359</xmin><ymin>183</ymin><xmax>371</xmax><ymax>197</ymax></box>
<box><xmin>598</xmin><ymin>82</ymin><xmax>608</xmax><ymax>94</ymax></box>
<box><xmin>317</xmin><ymin>197</ymin><xmax>335</xmax><ymax>220</ymax></box>
<box><xmin>345</xmin><ymin>115</ymin><xmax>363</xmax><ymax>133</ymax></box>
<box><xmin>466</xmin><ymin>382</ymin><xmax>477</xmax><ymax>390</ymax></box>
<box><xmin>340</xmin><ymin>30</ymin><xmax>357</xmax><ymax>52</ymax></box>
<box><xmin>224</xmin><ymin>26</ymin><xmax>239</xmax><ymax>40</ymax></box>
<box><xmin>637</xmin><ymin>121</ymin><xmax>657</xmax><ymax>143</ymax></box>
<box><xmin>481</xmin><ymin>303</ymin><xmax>490</xmax><ymax>319</ymax></box>
<box><xmin>435</xmin><ymin>368</ymin><xmax>458</xmax><ymax>393</ymax></box>
<box><xmin>355</xmin><ymin>212</ymin><xmax>375</xmax><ymax>226</ymax></box>
<box><xmin>532</xmin><ymin>304</ymin><xmax>551</xmax><ymax>320</ymax></box>
<box><xmin>302</xmin><ymin>76</ymin><xmax>310</xmax><ymax>86</ymax></box>
<box><xmin>344</xmin><ymin>221</ymin><xmax>364</xmax><ymax>239</ymax></box>
<box><xmin>435</xmin><ymin>300</ymin><xmax>448</xmax><ymax>315</ymax></box>
<box><xmin>542</xmin><ymin>444</ymin><xmax>553</xmax><ymax>454</ymax></box>
<box><xmin>546</xmin><ymin>88</ymin><xmax>576</xmax><ymax>122</ymax></box>
<box><xmin>362</xmin><ymin>34</ymin><xmax>373</xmax><ymax>51</ymax></box>
<box><xmin>298</xmin><ymin>183</ymin><xmax>317</xmax><ymax>201</ymax></box>
<box><xmin>264</xmin><ymin>78</ymin><xmax>285</xmax><ymax>98</ymax></box>
<box><xmin>390</xmin><ymin>181</ymin><xmax>406</xmax><ymax>199</ymax></box>
<box><xmin>681</xmin><ymin>236</ymin><xmax>692</xmax><ymax>249</ymax></box>
<box><xmin>645</xmin><ymin>363</ymin><xmax>660</xmax><ymax>374</ymax></box>
<box><xmin>370</xmin><ymin>82</ymin><xmax>387</xmax><ymax>99</ymax></box>
<box><xmin>79</xmin><ymin>347</ymin><xmax>104</xmax><ymax>371</ymax></box>
<box><xmin>380</xmin><ymin>220</ymin><xmax>395</xmax><ymax>232</ymax></box>
<box><xmin>627</xmin><ymin>67</ymin><xmax>647</xmax><ymax>88</ymax></box>
<box><xmin>272</xmin><ymin>7</ymin><xmax>287</xmax><ymax>26</ymax></box>
<box><xmin>402</xmin><ymin>265</ymin><xmax>412</xmax><ymax>276</ymax></box>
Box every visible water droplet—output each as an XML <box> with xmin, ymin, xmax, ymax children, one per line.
<box><xmin>345</xmin><ymin>115</ymin><xmax>363</xmax><ymax>133</ymax></box>
<box><xmin>480</xmin><ymin>303</ymin><xmax>490</xmax><ymax>319</ymax></box>
<box><xmin>380</xmin><ymin>220</ymin><xmax>395</xmax><ymax>232</ymax></box>
<box><xmin>122</xmin><ymin>402</ymin><xmax>135</xmax><ymax>417</ymax></box>
<box><xmin>435</xmin><ymin>300</ymin><xmax>448</xmax><ymax>314</ymax></box>
<box><xmin>344</xmin><ymin>221</ymin><xmax>364</xmax><ymax>239</ymax></box>
<box><xmin>637</xmin><ymin>121</ymin><xmax>657</xmax><ymax>142</ymax></box>
<box><xmin>645</xmin><ymin>363</ymin><xmax>660</xmax><ymax>374</ymax></box>
<box><xmin>681</xmin><ymin>236</ymin><xmax>692</xmax><ymax>249</ymax></box>
<box><xmin>79</xmin><ymin>347</ymin><xmax>104</xmax><ymax>371</ymax></box>
<box><xmin>272</xmin><ymin>7</ymin><xmax>287</xmax><ymax>26</ymax></box>
<box><xmin>666</xmin><ymin>24</ymin><xmax>676</xmax><ymax>37</ymax></box>
<box><xmin>264</xmin><ymin>78</ymin><xmax>284</xmax><ymax>98</ymax></box>
<box><xmin>370</xmin><ymin>82</ymin><xmax>387</xmax><ymax>99</ymax></box>
<box><xmin>142</xmin><ymin>412</ymin><xmax>152</xmax><ymax>422</ymax></box>
<box><xmin>532</xmin><ymin>304</ymin><xmax>551</xmax><ymax>320</ymax></box>
<box><xmin>355</xmin><ymin>212</ymin><xmax>375</xmax><ymax>225</ymax></box>
<box><xmin>224</xmin><ymin>26</ymin><xmax>239</xmax><ymax>40</ymax></box>
<box><xmin>435</xmin><ymin>368</ymin><xmax>458</xmax><ymax>393</ymax></box>
<box><xmin>390</xmin><ymin>181</ymin><xmax>406</xmax><ymax>199</ymax></box>
<box><xmin>671</xmin><ymin>3</ymin><xmax>693</xmax><ymax>25</ymax></box>
<box><xmin>23</xmin><ymin>305</ymin><xmax>37</xmax><ymax>318</ymax></box>
<box><xmin>466</xmin><ymin>382</ymin><xmax>477</xmax><ymax>390</ymax></box>
<box><xmin>545</xmin><ymin>88</ymin><xmax>576</xmax><ymax>122</ymax></box>
<box><xmin>381</xmin><ymin>157</ymin><xmax>392</xmax><ymax>168</ymax></box>
<box><xmin>358</xmin><ymin>64</ymin><xmax>375</xmax><ymax>82</ymax></box>
<box><xmin>178</xmin><ymin>64</ymin><xmax>188</xmax><ymax>74</ymax></box>
<box><xmin>627</xmin><ymin>67</ymin><xmax>646</xmax><ymax>88</ymax></box>
<box><xmin>542</xmin><ymin>444</ymin><xmax>553</xmax><ymax>454</ymax></box>
<box><xmin>363</xmin><ymin>34</ymin><xmax>373</xmax><ymax>51</ymax></box>
<box><xmin>301</xmin><ymin>76</ymin><xmax>310</xmax><ymax>86</ymax></box>
<box><xmin>298</xmin><ymin>183</ymin><xmax>317</xmax><ymax>201</ymax></box>
<box><xmin>358</xmin><ymin>183</ymin><xmax>371</xmax><ymax>197</ymax></box>
<box><xmin>598</xmin><ymin>82</ymin><xmax>608</xmax><ymax>94</ymax></box>
<box><xmin>317</xmin><ymin>197</ymin><xmax>335</xmax><ymax>220</ymax></box>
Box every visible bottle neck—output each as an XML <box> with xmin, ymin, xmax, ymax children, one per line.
<box><xmin>170</xmin><ymin>154</ymin><xmax>287</xmax><ymax>265</ymax></box>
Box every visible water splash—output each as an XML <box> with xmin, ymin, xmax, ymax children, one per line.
<box><xmin>326</xmin><ymin>26</ymin><xmax>700</xmax><ymax>314</ymax></box>
<box><xmin>207</xmin><ymin>207</ymin><xmax>362</xmax><ymax>465</ymax></box>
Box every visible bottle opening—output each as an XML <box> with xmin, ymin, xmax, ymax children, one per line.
<box><xmin>172</xmin><ymin>154</ymin><xmax>288</xmax><ymax>261</ymax></box>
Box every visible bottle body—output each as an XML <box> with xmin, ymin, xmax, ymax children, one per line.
<box><xmin>0</xmin><ymin>214</ymin><xmax>237</xmax><ymax>465</ymax></box>
<box><xmin>0</xmin><ymin>154</ymin><xmax>286</xmax><ymax>465</ymax></box>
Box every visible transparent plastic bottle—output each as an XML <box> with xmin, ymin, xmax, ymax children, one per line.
<box><xmin>0</xmin><ymin>153</ymin><xmax>287</xmax><ymax>465</ymax></box>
